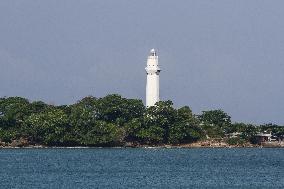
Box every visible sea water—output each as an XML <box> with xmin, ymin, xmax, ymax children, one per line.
<box><xmin>0</xmin><ymin>148</ymin><xmax>283</xmax><ymax>188</ymax></box>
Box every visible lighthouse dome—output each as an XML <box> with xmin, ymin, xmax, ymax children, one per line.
<box><xmin>150</xmin><ymin>49</ymin><xmax>157</xmax><ymax>56</ymax></box>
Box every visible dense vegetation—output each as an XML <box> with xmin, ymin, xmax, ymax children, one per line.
<box><xmin>0</xmin><ymin>95</ymin><xmax>283</xmax><ymax>147</ymax></box>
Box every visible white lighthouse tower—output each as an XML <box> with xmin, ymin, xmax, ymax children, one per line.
<box><xmin>145</xmin><ymin>49</ymin><xmax>161</xmax><ymax>107</ymax></box>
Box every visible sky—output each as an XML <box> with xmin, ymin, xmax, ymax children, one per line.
<box><xmin>1</xmin><ymin>0</ymin><xmax>284</xmax><ymax>124</ymax></box>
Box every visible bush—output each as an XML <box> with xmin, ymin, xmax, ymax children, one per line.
<box><xmin>0</xmin><ymin>129</ymin><xmax>15</xmax><ymax>143</ymax></box>
<box><xmin>226</xmin><ymin>137</ymin><xmax>245</xmax><ymax>145</ymax></box>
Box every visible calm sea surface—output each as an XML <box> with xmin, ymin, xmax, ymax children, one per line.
<box><xmin>0</xmin><ymin>148</ymin><xmax>283</xmax><ymax>188</ymax></box>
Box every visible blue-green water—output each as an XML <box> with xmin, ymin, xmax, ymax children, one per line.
<box><xmin>0</xmin><ymin>148</ymin><xmax>283</xmax><ymax>188</ymax></box>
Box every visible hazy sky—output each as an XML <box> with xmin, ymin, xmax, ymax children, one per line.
<box><xmin>1</xmin><ymin>1</ymin><xmax>284</xmax><ymax>124</ymax></box>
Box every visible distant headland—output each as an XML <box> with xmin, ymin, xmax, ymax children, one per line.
<box><xmin>0</xmin><ymin>95</ymin><xmax>283</xmax><ymax>148</ymax></box>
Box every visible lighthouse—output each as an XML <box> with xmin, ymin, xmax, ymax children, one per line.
<box><xmin>145</xmin><ymin>49</ymin><xmax>161</xmax><ymax>107</ymax></box>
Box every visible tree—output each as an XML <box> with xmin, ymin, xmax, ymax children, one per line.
<box><xmin>198</xmin><ymin>109</ymin><xmax>231</xmax><ymax>137</ymax></box>
<box><xmin>124</xmin><ymin>118</ymin><xmax>144</xmax><ymax>142</ymax></box>
<box><xmin>136</xmin><ymin>125</ymin><xmax>165</xmax><ymax>144</ymax></box>
<box><xmin>168</xmin><ymin>106</ymin><xmax>204</xmax><ymax>144</ymax></box>
<box><xmin>227</xmin><ymin>122</ymin><xmax>248</xmax><ymax>133</ymax></box>
<box><xmin>82</xmin><ymin>121</ymin><xmax>123</xmax><ymax>146</ymax></box>
<box><xmin>96</xmin><ymin>94</ymin><xmax>145</xmax><ymax>126</ymax></box>
<box><xmin>241</xmin><ymin>124</ymin><xmax>258</xmax><ymax>143</ymax></box>
<box><xmin>199</xmin><ymin>109</ymin><xmax>231</xmax><ymax>126</ymax></box>
<box><xmin>0</xmin><ymin>97</ymin><xmax>31</xmax><ymax>129</ymax></box>
<box><xmin>29</xmin><ymin>101</ymin><xmax>49</xmax><ymax>114</ymax></box>
<box><xmin>24</xmin><ymin>109</ymin><xmax>70</xmax><ymax>145</ymax></box>
<box><xmin>69</xmin><ymin>96</ymin><xmax>127</xmax><ymax>146</ymax></box>
<box><xmin>135</xmin><ymin>101</ymin><xmax>176</xmax><ymax>144</ymax></box>
<box><xmin>69</xmin><ymin>96</ymin><xmax>99</xmax><ymax>143</ymax></box>
<box><xmin>0</xmin><ymin>128</ymin><xmax>16</xmax><ymax>143</ymax></box>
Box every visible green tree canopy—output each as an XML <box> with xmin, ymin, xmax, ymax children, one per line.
<box><xmin>96</xmin><ymin>94</ymin><xmax>145</xmax><ymax>126</ymax></box>
<box><xmin>169</xmin><ymin>106</ymin><xmax>204</xmax><ymax>144</ymax></box>
<box><xmin>24</xmin><ymin>109</ymin><xmax>70</xmax><ymax>145</ymax></box>
<box><xmin>0</xmin><ymin>97</ymin><xmax>31</xmax><ymax>128</ymax></box>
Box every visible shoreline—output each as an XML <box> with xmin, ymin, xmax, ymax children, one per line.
<box><xmin>0</xmin><ymin>143</ymin><xmax>283</xmax><ymax>149</ymax></box>
<box><xmin>1</xmin><ymin>138</ymin><xmax>283</xmax><ymax>149</ymax></box>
